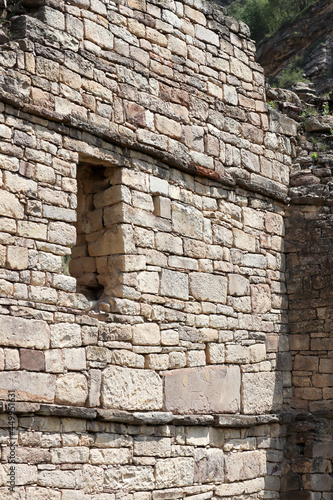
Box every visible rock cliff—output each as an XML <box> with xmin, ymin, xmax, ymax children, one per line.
<box><xmin>257</xmin><ymin>0</ymin><xmax>333</xmax><ymax>93</ymax></box>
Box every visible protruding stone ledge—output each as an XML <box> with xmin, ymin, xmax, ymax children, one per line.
<box><xmin>0</xmin><ymin>401</ymin><xmax>284</xmax><ymax>427</ymax></box>
<box><xmin>214</xmin><ymin>414</ymin><xmax>280</xmax><ymax>427</ymax></box>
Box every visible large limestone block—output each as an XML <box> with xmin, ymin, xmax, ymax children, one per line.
<box><xmin>26</xmin><ymin>487</ymin><xmax>61</xmax><ymax>499</ymax></box>
<box><xmin>0</xmin><ymin>372</ymin><xmax>56</xmax><ymax>402</ymax></box>
<box><xmin>194</xmin><ymin>448</ymin><xmax>224</xmax><ymax>483</ymax></box>
<box><xmin>224</xmin><ymin>450</ymin><xmax>265</xmax><ymax>482</ymax></box>
<box><xmin>160</xmin><ymin>269</ymin><xmax>189</xmax><ymax>300</ymax></box>
<box><xmin>164</xmin><ymin>366</ymin><xmax>240</xmax><ymax>414</ymax></box>
<box><xmin>82</xmin><ymin>464</ymin><xmax>104</xmax><ymax>494</ymax></box>
<box><xmin>0</xmin><ymin>191</ymin><xmax>24</xmax><ymax>219</ymax></box>
<box><xmin>134</xmin><ymin>436</ymin><xmax>171</xmax><ymax>457</ymax></box>
<box><xmin>88</xmin><ymin>225</ymin><xmax>135</xmax><ymax>256</ymax></box>
<box><xmin>189</xmin><ymin>273</ymin><xmax>227</xmax><ymax>303</ymax></box>
<box><xmin>172</xmin><ymin>202</ymin><xmax>203</xmax><ymax>239</ymax></box>
<box><xmin>55</xmin><ymin>373</ymin><xmax>88</xmax><ymax>406</ymax></box>
<box><xmin>229</xmin><ymin>275</ymin><xmax>250</xmax><ymax>296</ymax></box>
<box><xmin>101</xmin><ymin>366</ymin><xmax>163</xmax><ymax>410</ymax></box>
<box><xmin>7</xmin><ymin>246</ymin><xmax>28</xmax><ymax>270</ymax></box>
<box><xmin>48</xmin><ymin>221</ymin><xmax>76</xmax><ymax>246</ymax></box>
<box><xmin>251</xmin><ymin>284</ymin><xmax>271</xmax><ymax>313</ymax></box>
<box><xmin>242</xmin><ymin>372</ymin><xmax>283</xmax><ymax>414</ymax></box>
<box><xmin>155</xmin><ymin>457</ymin><xmax>195</xmax><ymax>488</ymax></box>
<box><xmin>84</xmin><ymin>19</ymin><xmax>114</xmax><ymax>50</ymax></box>
<box><xmin>305</xmin><ymin>115</ymin><xmax>333</xmax><ymax>132</ymax></box>
<box><xmin>0</xmin><ymin>315</ymin><xmax>50</xmax><ymax>349</ymax></box>
<box><xmin>133</xmin><ymin>323</ymin><xmax>160</xmax><ymax>345</ymax></box>
<box><xmin>51</xmin><ymin>447</ymin><xmax>90</xmax><ymax>464</ymax></box>
<box><xmin>50</xmin><ymin>323</ymin><xmax>81</xmax><ymax>348</ymax></box>
<box><xmin>104</xmin><ymin>466</ymin><xmax>154</xmax><ymax>490</ymax></box>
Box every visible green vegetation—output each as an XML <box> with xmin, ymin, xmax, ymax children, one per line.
<box><xmin>269</xmin><ymin>56</ymin><xmax>311</xmax><ymax>89</ymax></box>
<box><xmin>301</xmin><ymin>107</ymin><xmax>318</xmax><ymax>119</ymax></box>
<box><xmin>228</xmin><ymin>0</ymin><xmax>320</xmax><ymax>43</ymax></box>
<box><xmin>268</xmin><ymin>100</ymin><xmax>276</xmax><ymax>109</ymax></box>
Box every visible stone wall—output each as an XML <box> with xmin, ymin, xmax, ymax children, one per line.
<box><xmin>282</xmin><ymin>100</ymin><xmax>333</xmax><ymax>499</ymax></box>
<box><xmin>0</xmin><ymin>0</ymin><xmax>301</xmax><ymax>497</ymax></box>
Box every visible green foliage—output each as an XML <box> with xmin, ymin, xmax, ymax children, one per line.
<box><xmin>270</xmin><ymin>56</ymin><xmax>310</xmax><ymax>89</ymax></box>
<box><xmin>228</xmin><ymin>0</ymin><xmax>270</xmax><ymax>42</ymax></box>
<box><xmin>301</xmin><ymin>107</ymin><xmax>318</xmax><ymax>119</ymax></box>
<box><xmin>311</xmin><ymin>152</ymin><xmax>318</xmax><ymax>161</ymax></box>
<box><xmin>268</xmin><ymin>100</ymin><xmax>276</xmax><ymax>109</ymax></box>
<box><xmin>228</xmin><ymin>0</ymin><xmax>320</xmax><ymax>43</ymax></box>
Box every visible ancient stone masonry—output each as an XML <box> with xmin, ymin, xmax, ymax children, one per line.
<box><xmin>0</xmin><ymin>0</ymin><xmax>313</xmax><ymax>498</ymax></box>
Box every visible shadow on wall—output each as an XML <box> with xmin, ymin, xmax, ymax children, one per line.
<box><xmin>283</xmin><ymin>200</ymin><xmax>333</xmax><ymax>498</ymax></box>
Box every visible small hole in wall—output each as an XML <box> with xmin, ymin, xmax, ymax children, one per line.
<box><xmin>297</xmin><ymin>442</ymin><xmax>305</xmax><ymax>455</ymax></box>
<box><xmin>69</xmin><ymin>163</ymin><xmax>110</xmax><ymax>301</ymax></box>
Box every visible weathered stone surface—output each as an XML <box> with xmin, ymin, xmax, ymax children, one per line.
<box><xmin>155</xmin><ymin>457</ymin><xmax>195</xmax><ymax>488</ymax></box>
<box><xmin>269</xmin><ymin>108</ymin><xmax>297</xmax><ymax>136</ymax></box>
<box><xmin>164</xmin><ymin>366</ymin><xmax>240</xmax><ymax>414</ymax></box>
<box><xmin>50</xmin><ymin>323</ymin><xmax>81</xmax><ymax>348</ymax></box>
<box><xmin>0</xmin><ymin>191</ymin><xmax>24</xmax><ymax>219</ymax></box>
<box><xmin>194</xmin><ymin>448</ymin><xmax>224</xmax><ymax>483</ymax></box>
<box><xmin>224</xmin><ymin>450</ymin><xmax>265</xmax><ymax>482</ymax></box>
<box><xmin>101</xmin><ymin>366</ymin><xmax>163</xmax><ymax>410</ymax></box>
<box><xmin>160</xmin><ymin>269</ymin><xmax>189</xmax><ymax>300</ymax></box>
<box><xmin>7</xmin><ymin>246</ymin><xmax>29</xmax><ymax>270</ymax></box>
<box><xmin>88</xmin><ymin>225</ymin><xmax>134</xmax><ymax>256</ymax></box>
<box><xmin>189</xmin><ymin>273</ymin><xmax>227</xmax><ymax>303</ymax></box>
<box><xmin>134</xmin><ymin>436</ymin><xmax>171</xmax><ymax>457</ymax></box>
<box><xmin>104</xmin><ymin>466</ymin><xmax>154</xmax><ymax>490</ymax></box>
<box><xmin>0</xmin><ymin>315</ymin><xmax>50</xmax><ymax>349</ymax></box>
<box><xmin>172</xmin><ymin>203</ymin><xmax>203</xmax><ymax>239</ymax></box>
<box><xmin>55</xmin><ymin>373</ymin><xmax>88</xmax><ymax>406</ymax></box>
<box><xmin>305</xmin><ymin>115</ymin><xmax>333</xmax><ymax>132</ymax></box>
<box><xmin>0</xmin><ymin>372</ymin><xmax>56</xmax><ymax>402</ymax></box>
<box><xmin>20</xmin><ymin>349</ymin><xmax>45</xmax><ymax>371</ymax></box>
<box><xmin>228</xmin><ymin>274</ymin><xmax>250</xmax><ymax>296</ymax></box>
<box><xmin>132</xmin><ymin>323</ymin><xmax>160</xmax><ymax>345</ymax></box>
<box><xmin>251</xmin><ymin>284</ymin><xmax>271</xmax><ymax>313</ymax></box>
<box><xmin>242</xmin><ymin>372</ymin><xmax>283</xmax><ymax>414</ymax></box>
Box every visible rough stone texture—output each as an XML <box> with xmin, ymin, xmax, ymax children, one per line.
<box><xmin>0</xmin><ymin>372</ymin><xmax>56</xmax><ymax>402</ymax></box>
<box><xmin>0</xmin><ymin>316</ymin><xmax>50</xmax><ymax>349</ymax></box>
<box><xmin>189</xmin><ymin>273</ymin><xmax>227</xmax><ymax>303</ymax></box>
<box><xmin>242</xmin><ymin>372</ymin><xmax>283</xmax><ymax>414</ymax></box>
<box><xmin>164</xmin><ymin>366</ymin><xmax>241</xmax><ymax>414</ymax></box>
<box><xmin>155</xmin><ymin>457</ymin><xmax>195</xmax><ymax>488</ymax></box>
<box><xmin>55</xmin><ymin>373</ymin><xmax>88</xmax><ymax>406</ymax></box>
<box><xmin>101</xmin><ymin>366</ymin><xmax>163</xmax><ymax>410</ymax></box>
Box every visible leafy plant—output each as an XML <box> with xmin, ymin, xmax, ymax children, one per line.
<box><xmin>311</xmin><ymin>152</ymin><xmax>318</xmax><ymax>161</ymax></box>
<box><xmin>301</xmin><ymin>107</ymin><xmax>318</xmax><ymax>119</ymax></box>
<box><xmin>324</xmin><ymin>101</ymin><xmax>330</xmax><ymax>115</ymax></box>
